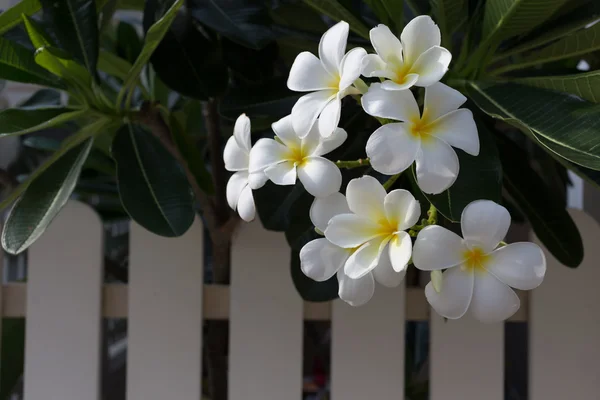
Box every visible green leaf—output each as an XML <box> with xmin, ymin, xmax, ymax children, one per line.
<box><xmin>516</xmin><ymin>70</ymin><xmax>600</xmax><ymax>103</ymax></box>
<box><xmin>40</xmin><ymin>0</ymin><xmax>99</xmax><ymax>75</ymax></box>
<box><xmin>116</xmin><ymin>20</ymin><xmax>142</xmax><ymax>63</ymax></box>
<box><xmin>98</xmin><ymin>49</ymin><xmax>133</xmax><ymax>80</ymax></box>
<box><xmin>302</xmin><ymin>0</ymin><xmax>370</xmax><ymax>40</ymax></box>
<box><xmin>291</xmin><ymin>250</ymin><xmax>338</xmax><ymax>302</ymax></box>
<box><xmin>188</xmin><ymin>0</ymin><xmax>275</xmax><ymax>50</ymax></box>
<box><xmin>512</xmin><ymin>22</ymin><xmax>600</xmax><ymax>73</ymax></box>
<box><xmin>269</xmin><ymin>2</ymin><xmax>327</xmax><ymax>34</ymax></box>
<box><xmin>0</xmin><ymin>106</ymin><xmax>89</xmax><ymax>137</ymax></box>
<box><xmin>0</xmin><ymin>116</ymin><xmax>113</xmax><ymax>211</ymax></box>
<box><xmin>431</xmin><ymin>0</ymin><xmax>466</xmax><ymax>43</ymax></box>
<box><xmin>254</xmin><ymin>182</ymin><xmax>312</xmax><ymax>231</ymax></box>
<box><xmin>0</xmin><ymin>318</ymin><xmax>25</xmax><ymax>400</ymax></box>
<box><xmin>144</xmin><ymin>9</ymin><xmax>228</xmax><ymax>99</ymax></box>
<box><xmin>0</xmin><ymin>0</ymin><xmax>41</xmax><ymax>35</ymax></box>
<box><xmin>497</xmin><ymin>134</ymin><xmax>583</xmax><ymax>267</ymax></box>
<box><xmin>482</xmin><ymin>0</ymin><xmax>567</xmax><ymax>44</ymax></box>
<box><xmin>494</xmin><ymin>1</ymin><xmax>600</xmax><ymax>61</ymax></box>
<box><xmin>0</xmin><ymin>37</ymin><xmax>63</xmax><ymax>88</ymax></box>
<box><xmin>168</xmin><ymin>114</ymin><xmax>214</xmax><ymax>194</ymax></box>
<box><xmin>467</xmin><ymin>81</ymin><xmax>600</xmax><ymax>171</ymax></box>
<box><xmin>2</xmin><ymin>138</ymin><xmax>93</xmax><ymax>254</ymax></box>
<box><xmin>111</xmin><ymin>122</ymin><xmax>195</xmax><ymax>237</ymax></box>
<box><xmin>416</xmin><ymin>119</ymin><xmax>502</xmax><ymax>222</ymax></box>
<box><xmin>117</xmin><ymin>0</ymin><xmax>183</xmax><ymax>105</ymax></box>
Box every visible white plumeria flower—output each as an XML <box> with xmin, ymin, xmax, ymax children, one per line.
<box><xmin>287</xmin><ymin>21</ymin><xmax>366</xmax><ymax>138</ymax></box>
<box><xmin>413</xmin><ymin>200</ymin><xmax>546</xmax><ymax>323</ymax></box>
<box><xmin>223</xmin><ymin>114</ymin><xmax>268</xmax><ymax>222</ymax></box>
<box><xmin>248</xmin><ymin>115</ymin><xmax>346</xmax><ymax>198</ymax></box>
<box><xmin>300</xmin><ymin>193</ymin><xmax>405</xmax><ymax>306</ymax></box>
<box><xmin>362</xmin><ymin>16</ymin><xmax>452</xmax><ymax>91</ymax></box>
<box><xmin>325</xmin><ymin>176</ymin><xmax>420</xmax><ymax>279</ymax></box>
<box><xmin>362</xmin><ymin>82</ymin><xmax>479</xmax><ymax>194</ymax></box>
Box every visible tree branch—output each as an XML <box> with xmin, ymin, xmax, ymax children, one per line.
<box><xmin>203</xmin><ymin>99</ymin><xmax>229</xmax><ymax>225</ymax></box>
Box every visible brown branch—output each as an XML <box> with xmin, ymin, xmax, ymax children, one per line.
<box><xmin>203</xmin><ymin>99</ymin><xmax>229</xmax><ymax>226</ymax></box>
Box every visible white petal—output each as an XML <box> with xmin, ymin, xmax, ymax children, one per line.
<box><xmin>487</xmin><ymin>243</ymin><xmax>546</xmax><ymax>290</ymax></box>
<box><xmin>370</xmin><ymin>24</ymin><xmax>403</xmax><ymax>63</ymax></box>
<box><xmin>361</xmin><ymin>83</ymin><xmax>419</xmax><ymax>121</ymax></box>
<box><xmin>366</xmin><ymin>123</ymin><xmax>420</xmax><ymax>175</ymax></box>
<box><xmin>346</xmin><ymin>175</ymin><xmax>387</xmax><ymax>220</ymax></box>
<box><xmin>337</xmin><ymin>269</ymin><xmax>375</xmax><ymax>307</ymax></box>
<box><xmin>310</xmin><ymin>192</ymin><xmax>350</xmax><ymax>232</ymax></box>
<box><xmin>470</xmin><ymin>273</ymin><xmax>520</xmax><ymax>323</ymax></box>
<box><xmin>361</xmin><ymin>54</ymin><xmax>388</xmax><ymax>77</ymax></box>
<box><xmin>414</xmin><ymin>137</ymin><xmax>459</xmax><ymax>194</ymax></box>
<box><xmin>373</xmin><ymin>248</ymin><xmax>406</xmax><ymax>287</ymax></box>
<box><xmin>384</xmin><ymin>189</ymin><xmax>421</xmax><ymax>231</ymax></box>
<box><xmin>380</xmin><ymin>75</ymin><xmax>419</xmax><ymax>91</ymax></box>
<box><xmin>425</xmin><ymin>266</ymin><xmax>474</xmax><ymax>319</ymax></box>
<box><xmin>424</xmin><ymin>82</ymin><xmax>467</xmax><ymax>121</ymax></box>
<box><xmin>288</xmin><ymin>52</ymin><xmax>336</xmax><ymax>92</ymax></box>
<box><xmin>344</xmin><ymin>236</ymin><xmax>390</xmax><ymax>279</ymax></box>
<box><xmin>410</xmin><ymin>46</ymin><xmax>452</xmax><ymax>87</ymax></box>
<box><xmin>461</xmin><ymin>200</ymin><xmax>511</xmax><ymax>253</ymax></box>
<box><xmin>319</xmin><ymin>21</ymin><xmax>349</xmax><ymax>76</ymax></box>
<box><xmin>429</xmin><ymin>109</ymin><xmax>480</xmax><ymax>156</ymax></box>
<box><xmin>401</xmin><ymin>15</ymin><xmax>441</xmax><ymax>66</ymax></box>
<box><xmin>265</xmin><ymin>161</ymin><xmax>297</xmax><ymax>185</ymax></box>
<box><xmin>226</xmin><ymin>171</ymin><xmax>248</xmax><ymax>210</ymax></box>
<box><xmin>300</xmin><ymin>238</ymin><xmax>349</xmax><ymax>281</ymax></box>
<box><xmin>310</xmin><ymin>127</ymin><xmax>348</xmax><ymax>157</ymax></box>
<box><xmin>237</xmin><ymin>185</ymin><xmax>256</xmax><ymax>222</ymax></box>
<box><xmin>325</xmin><ymin>214</ymin><xmax>382</xmax><ymax>248</ymax></box>
<box><xmin>223</xmin><ymin>135</ymin><xmax>249</xmax><ymax>171</ymax></box>
<box><xmin>413</xmin><ymin>225</ymin><xmax>466</xmax><ymax>271</ymax></box>
<box><xmin>339</xmin><ymin>47</ymin><xmax>367</xmax><ymax>90</ymax></box>
<box><xmin>272</xmin><ymin>115</ymin><xmax>302</xmax><ymax>149</ymax></box>
<box><xmin>233</xmin><ymin>114</ymin><xmax>251</xmax><ymax>152</ymax></box>
<box><xmin>292</xmin><ymin>90</ymin><xmax>336</xmax><ymax>138</ymax></box>
<box><xmin>248</xmin><ymin>138</ymin><xmax>287</xmax><ymax>173</ymax></box>
<box><xmin>248</xmin><ymin>171</ymin><xmax>268</xmax><ymax>190</ymax></box>
<box><xmin>318</xmin><ymin>97</ymin><xmax>342</xmax><ymax>138</ymax></box>
<box><xmin>297</xmin><ymin>156</ymin><xmax>342</xmax><ymax>197</ymax></box>
<box><xmin>388</xmin><ymin>231</ymin><xmax>412</xmax><ymax>272</ymax></box>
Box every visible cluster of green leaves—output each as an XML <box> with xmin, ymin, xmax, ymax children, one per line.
<box><xmin>0</xmin><ymin>0</ymin><xmax>597</xmax><ymax>305</ymax></box>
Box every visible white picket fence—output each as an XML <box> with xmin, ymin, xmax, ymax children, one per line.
<box><xmin>1</xmin><ymin>200</ymin><xmax>599</xmax><ymax>399</ymax></box>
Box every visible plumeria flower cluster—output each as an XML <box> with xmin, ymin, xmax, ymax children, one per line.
<box><xmin>223</xmin><ymin>15</ymin><xmax>547</xmax><ymax>322</ymax></box>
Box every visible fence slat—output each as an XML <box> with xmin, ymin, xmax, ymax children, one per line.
<box><xmin>127</xmin><ymin>218</ymin><xmax>204</xmax><ymax>400</ymax></box>
<box><xmin>530</xmin><ymin>210</ymin><xmax>600</xmax><ymax>399</ymax></box>
<box><xmin>229</xmin><ymin>222</ymin><xmax>303</xmax><ymax>400</ymax></box>
<box><xmin>24</xmin><ymin>201</ymin><xmax>103</xmax><ymax>400</ymax></box>
<box><xmin>331</xmin><ymin>284</ymin><xmax>405</xmax><ymax>400</ymax></box>
<box><xmin>430</xmin><ymin>315</ymin><xmax>503</xmax><ymax>400</ymax></box>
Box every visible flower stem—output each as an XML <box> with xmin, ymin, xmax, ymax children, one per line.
<box><xmin>336</xmin><ymin>158</ymin><xmax>370</xmax><ymax>169</ymax></box>
<box><xmin>427</xmin><ymin>203</ymin><xmax>438</xmax><ymax>225</ymax></box>
<box><xmin>383</xmin><ymin>173</ymin><xmax>401</xmax><ymax>190</ymax></box>
<box><xmin>408</xmin><ymin>203</ymin><xmax>438</xmax><ymax>236</ymax></box>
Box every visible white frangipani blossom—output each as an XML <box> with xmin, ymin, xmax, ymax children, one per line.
<box><xmin>287</xmin><ymin>21</ymin><xmax>366</xmax><ymax>138</ymax></box>
<box><xmin>413</xmin><ymin>200</ymin><xmax>546</xmax><ymax>323</ymax></box>
<box><xmin>300</xmin><ymin>193</ymin><xmax>404</xmax><ymax>306</ymax></box>
<box><xmin>362</xmin><ymin>82</ymin><xmax>479</xmax><ymax>194</ymax></box>
<box><xmin>362</xmin><ymin>16</ymin><xmax>452</xmax><ymax>91</ymax></box>
<box><xmin>325</xmin><ymin>176</ymin><xmax>420</xmax><ymax>280</ymax></box>
<box><xmin>223</xmin><ymin>114</ymin><xmax>268</xmax><ymax>222</ymax></box>
<box><xmin>248</xmin><ymin>115</ymin><xmax>346</xmax><ymax>198</ymax></box>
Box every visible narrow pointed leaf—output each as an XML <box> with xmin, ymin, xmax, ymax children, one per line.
<box><xmin>112</xmin><ymin>122</ymin><xmax>194</xmax><ymax>237</ymax></box>
<box><xmin>40</xmin><ymin>0</ymin><xmax>99</xmax><ymax>75</ymax></box>
<box><xmin>497</xmin><ymin>134</ymin><xmax>583</xmax><ymax>268</ymax></box>
<box><xmin>414</xmin><ymin>120</ymin><xmax>502</xmax><ymax>222</ymax></box>
<box><xmin>516</xmin><ymin>70</ymin><xmax>600</xmax><ymax>103</ymax></box>
<box><xmin>0</xmin><ymin>107</ymin><xmax>89</xmax><ymax>137</ymax></box>
<box><xmin>431</xmin><ymin>0</ymin><xmax>466</xmax><ymax>41</ymax></box>
<box><xmin>0</xmin><ymin>37</ymin><xmax>63</xmax><ymax>88</ymax></box>
<box><xmin>302</xmin><ymin>0</ymin><xmax>370</xmax><ymax>39</ymax></box>
<box><xmin>0</xmin><ymin>0</ymin><xmax>41</xmax><ymax>35</ymax></box>
<box><xmin>98</xmin><ymin>49</ymin><xmax>133</xmax><ymax>80</ymax></box>
<box><xmin>467</xmin><ymin>81</ymin><xmax>600</xmax><ymax>171</ymax></box>
<box><xmin>482</xmin><ymin>0</ymin><xmax>568</xmax><ymax>43</ymax></box>
<box><xmin>116</xmin><ymin>21</ymin><xmax>142</xmax><ymax>63</ymax></box>
<box><xmin>2</xmin><ymin>138</ymin><xmax>93</xmax><ymax>254</ymax></box>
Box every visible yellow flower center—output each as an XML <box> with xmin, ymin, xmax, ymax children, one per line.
<box><xmin>408</xmin><ymin>116</ymin><xmax>434</xmax><ymax>142</ymax></box>
<box><xmin>388</xmin><ymin>56</ymin><xmax>412</xmax><ymax>85</ymax></box>
<box><xmin>329</xmin><ymin>73</ymin><xmax>341</xmax><ymax>89</ymax></box>
<box><xmin>461</xmin><ymin>247</ymin><xmax>490</xmax><ymax>272</ymax></box>
<box><xmin>285</xmin><ymin>145</ymin><xmax>307</xmax><ymax>168</ymax></box>
<box><xmin>376</xmin><ymin>217</ymin><xmax>398</xmax><ymax>237</ymax></box>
